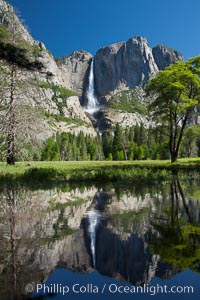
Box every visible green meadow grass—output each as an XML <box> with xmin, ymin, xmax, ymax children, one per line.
<box><xmin>0</xmin><ymin>158</ymin><xmax>200</xmax><ymax>184</ymax></box>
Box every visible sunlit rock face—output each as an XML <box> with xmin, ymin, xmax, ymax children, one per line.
<box><xmin>94</xmin><ymin>37</ymin><xmax>158</xmax><ymax>100</ymax></box>
<box><xmin>152</xmin><ymin>44</ymin><xmax>183</xmax><ymax>70</ymax></box>
<box><xmin>0</xmin><ymin>0</ymin><xmax>184</xmax><ymax>138</ymax></box>
<box><xmin>57</xmin><ymin>50</ymin><xmax>92</xmax><ymax>97</ymax></box>
<box><xmin>93</xmin><ymin>36</ymin><xmax>183</xmax><ymax>101</ymax></box>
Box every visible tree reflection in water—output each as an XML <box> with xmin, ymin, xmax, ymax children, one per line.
<box><xmin>0</xmin><ymin>174</ymin><xmax>199</xmax><ymax>300</ymax></box>
<box><xmin>149</xmin><ymin>174</ymin><xmax>200</xmax><ymax>274</ymax></box>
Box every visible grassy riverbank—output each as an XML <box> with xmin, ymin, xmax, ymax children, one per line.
<box><xmin>0</xmin><ymin>158</ymin><xmax>200</xmax><ymax>184</ymax></box>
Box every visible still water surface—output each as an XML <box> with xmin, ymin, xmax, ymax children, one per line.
<box><xmin>0</xmin><ymin>175</ymin><xmax>200</xmax><ymax>299</ymax></box>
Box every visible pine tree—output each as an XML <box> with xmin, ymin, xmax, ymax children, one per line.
<box><xmin>102</xmin><ymin>131</ymin><xmax>113</xmax><ymax>159</ymax></box>
<box><xmin>0</xmin><ymin>5</ymin><xmax>43</xmax><ymax>164</ymax></box>
<box><xmin>113</xmin><ymin>123</ymin><xmax>124</xmax><ymax>160</ymax></box>
<box><xmin>128</xmin><ymin>126</ymin><xmax>134</xmax><ymax>142</ymax></box>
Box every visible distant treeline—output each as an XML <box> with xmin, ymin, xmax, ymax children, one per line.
<box><xmin>40</xmin><ymin>123</ymin><xmax>200</xmax><ymax>161</ymax></box>
<box><xmin>41</xmin><ymin>131</ymin><xmax>104</xmax><ymax>161</ymax></box>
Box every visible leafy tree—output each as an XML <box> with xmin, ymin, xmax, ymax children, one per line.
<box><xmin>133</xmin><ymin>124</ymin><xmax>140</xmax><ymax>145</ymax></box>
<box><xmin>146</xmin><ymin>58</ymin><xmax>200</xmax><ymax>162</ymax></box>
<box><xmin>77</xmin><ymin>132</ymin><xmax>87</xmax><ymax>160</ymax></box>
<box><xmin>180</xmin><ymin>125</ymin><xmax>200</xmax><ymax>157</ymax></box>
<box><xmin>128</xmin><ymin>126</ymin><xmax>134</xmax><ymax>142</ymax></box>
<box><xmin>139</xmin><ymin>123</ymin><xmax>147</xmax><ymax>145</ymax></box>
<box><xmin>197</xmin><ymin>137</ymin><xmax>200</xmax><ymax>157</ymax></box>
<box><xmin>108</xmin><ymin>153</ymin><xmax>113</xmax><ymax>161</ymax></box>
<box><xmin>41</xmin><ymin>137</ymin><xmax>59</xmax><ymax>161</ymax></box>
<box><xmin>87</xmin><ymin>142</ymin><xmax>97</xmax><ymax>160</ymax></box>
<box><xmin>134</xmin><ymin>145</ymin><xmax>144</xmax><ymax>160</ymax></box>
<box><xmin>149</xmin><ymin>176</ymin><xmax>200</xmax><ymax>273</ymax></box>
<box><xmin>41</xmin><ymin>132</ymin><xmax>104</xmax><ymax>162</ymax></box>
<box><xmin>113</xmin><ymin>123</ymin><xmax>125</xmax><ymax>160</ymax></box>
<box><xmin>127</xmin><ymin>141</ymin><xmax>135</xmax><ymax>160</ymax></box>
<box><xmin>115</xmin><ymin>150</ymin><xmax>125</xmax><ymax>160</ymax></box>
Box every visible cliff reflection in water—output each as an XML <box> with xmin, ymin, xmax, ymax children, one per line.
<box><xmin>0</xmin><ymin>175</ymin><xmax>200</xmax><ymax>299</ymax></box>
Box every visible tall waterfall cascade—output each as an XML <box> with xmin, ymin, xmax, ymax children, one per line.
<box><xmin>86</xmin><ymin>210</ymin><xmax>100</xmax><ymax>268</ymax></box>
<box><xmin>85</xmin><ymin>59</ymin><xmax>99</xmax><ymax>114</ymax></box>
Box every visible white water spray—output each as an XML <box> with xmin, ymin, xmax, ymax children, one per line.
<box><xmin>86</xmin><ymin>59</ymin><xmax>99</xmax><ymax>114</ymax></box>
<box><xmin>86</xmin><ymin>210</ymin><xmax>100</xmax><ymax>268</ymax></box>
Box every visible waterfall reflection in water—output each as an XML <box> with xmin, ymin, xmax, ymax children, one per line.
<box><xmin>85</xmin><ymin>210</ymin><xmax>101</xmax><ymax>268</ymax></box>
<box><xmin>0</xmin><ymin>176</ymin><xmax>200</xmax><ymax>300</ymax></box>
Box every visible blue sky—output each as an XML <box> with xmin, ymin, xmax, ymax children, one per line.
<box><xmin>8</xmin><ymin>0</ymin><xmax>200</xmax><ymax>60</ymax></box>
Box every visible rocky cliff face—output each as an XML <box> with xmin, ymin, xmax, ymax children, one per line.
<box><xmin>57</xmin><ymin>51</ymin><xmax>92</xmax><ymax>98</ymax></box>
<box><xmin>0</xmin><ymin>1</ymin><xmax>184</xmax><ymax>104</ymax></box>
<box><xmin>0</xmin><ymin>0</ymin><xmax>41</xmax><ymax>47</ymax></box>
<box><xmin>93</xmin><ymin>37</ymin><xmax>183</xmax><ymax>102</ymax></box>
<box><xmin>0</xmin><ymin>0</ymin><xmax>97</xmax><ymax>146</ymax></box>
<box><xmin>94</xmin><ymin>37</ymin><xmax>159</xmax><ymax>101</ymax></box>
<box><xmin>152</xmin><ymin>44</ymin><xmax>183</xmax><ymax>70</ymax></box>
<box><xmin>0</xmin><ymin>0</ymin><xmax>184</xmax><ymax>145</ymax></box>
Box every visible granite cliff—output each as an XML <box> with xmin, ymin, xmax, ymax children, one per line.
<box><xmin>0</xmin><ymin>0</ymin><xmax>184</xmax><ymax>153</ymax></box>
<box><xmin>93</xmin><ymin>36</ymin><xmax>183</xmax><ymax>102</ymax></box>
<box><xmin>0</xmin><ymin>0</ymin><xmax>96</xmax><ymax>147</ymax></box>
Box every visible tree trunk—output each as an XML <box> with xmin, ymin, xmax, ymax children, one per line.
<box><xmin>176</xmin><ymin>176</ymin><xmax>193</xmax><ymax>223</ymax></box>
<box><xmin>7</xmin><ymin>64</ymin><xmax>16</xmax><ymax>165</ymax></box>
<box><xmin>7</xmin><ymin>136</ymin><xmax>15</xmax><ymax>165</ymax></box>
<box><xmin>173</xmin><ymin>115</ymin><xmax>188</xmax><ymax>163</ymax></box>
<box><xmin>169</xmin><ymin>110</ymin><xmax>177</xmax><ymax>163</ymax></box>
<box><xmin>7</xmin><ymin>189</ymin><xmax>17</xmax><ymax>298</ymax></box>
<box><xmin>170</xmin><ymin>152</ymin><xmax>178</xmax><ymax>163</ymax></box>
<box><xmin>170</xmin><ymin>114</ymin><xmax>188</xmax><ymax>163</ymax></box>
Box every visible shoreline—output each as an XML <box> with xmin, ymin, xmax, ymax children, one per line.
<box><xmin>0</xmin><ymin>159</ymin><xmax>200</xmax><ymax>184</ymax></box>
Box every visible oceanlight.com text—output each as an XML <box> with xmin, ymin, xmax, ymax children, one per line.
<box><xmin>25</xmin><ymin>282</ymin><xmax>194</xmax><ymax>296</ymax></box>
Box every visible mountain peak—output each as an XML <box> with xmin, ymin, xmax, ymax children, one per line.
<box><xmin>93</xmin><ymin>36</ymin><xmax>182</xmax><ymax>99</ymax></box>
<box><xmin>128</xmin><ymin>36</ymin><xmax>148</xmax><ymax>43</ymax></box>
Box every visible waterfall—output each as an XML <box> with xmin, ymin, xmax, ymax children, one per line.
<box><xmin>86</xmin><ymin>210</ymin><xmax>100</xmax><ymax>268</ymax></box>
<box><xmin>86</xmin><ymin>59</ymin><xmax>99</xmax><ymax>113</ymax></box>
